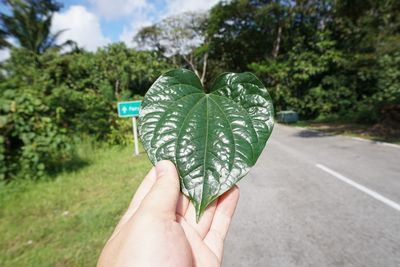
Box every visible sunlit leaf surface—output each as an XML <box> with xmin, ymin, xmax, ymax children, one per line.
<box><xmin>139</xmin><ymin>69</ymin><xmax>274</xmax><ymax>220</ymax></box>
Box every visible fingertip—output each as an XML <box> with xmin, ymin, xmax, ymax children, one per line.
<box><xmin>155</xmin><ymin>160</ymin><xmax>180</xmax><ymax>192</ymax></box>
<box><xmin>155</xmin><ymin>160</ymin><xmax>177</xmax><ymax>178</ymax></box>
<box><xmin>232</xmin><ymin>185</ymin><xmax>240</xmax><ymax>200</ymax></box>
<box><xmin>231</xmin><ymin>185</ymin><xmax>240</xmax><ymax>196</ymax></box>
<box><xmin>220</xmin><ymin>185</ymin><xmax>240</xmax><ymax>203</ymax></box>
<box><xmin>215</xmin><ymin>186</ymin><xmax>240</xmax><ymax>219</ymax></box>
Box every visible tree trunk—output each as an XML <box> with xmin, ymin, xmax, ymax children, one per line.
<box><xmin>172</xmin><ymin>55</ymin><xmax>179</xmax><ymax>67</ymax></box>
<box><xmin>115</xmin><ymin>79</ymin><xmax>120</xmax><ymax>100</ymax></box>
<box><xmin>183</xmin><ymin>54</ymin><xmax>200</xmax><ymax>80</ymax></box>
<box><xmin>272</xmin><ymin>25</ymin><xmax>282</xmax><ymax>58</ymax></box>
<box><xmin>200</xmin><ymin>52</ymin><xmax>208</xmax><ymax>86</ymax></box>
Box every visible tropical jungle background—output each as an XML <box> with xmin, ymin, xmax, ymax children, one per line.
<box><xmin>0</xmin><ymin>0</ymin><xmax>399</xmax><ymax>266</ymax></box>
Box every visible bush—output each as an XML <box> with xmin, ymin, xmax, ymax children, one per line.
<box><xmin>0</xmin><ymin>89</ymin><xmax>74</xmax><ymax>180</ymax></box>
<box><xmin>49</xmin><ymin>87</ymin><xmax>114</xmax><ymax>139</ymax></box>
<box><xmin>356</xmin><ymin>51</ymin><xmax>400</xmax><ymax>124</ymax></box>
<box><xmin>0</xmin><ymin>44</ymin><xmax>170</xmax><ymax>181</ymax></box>
<box><xmin>107</xmin><ymin>118</ymin><xmax>135</xmax><ymax>146</ymax></box>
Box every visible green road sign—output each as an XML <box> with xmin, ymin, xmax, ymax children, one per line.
<box><xmin>118</xmin><ymin>101</ymin><xmax>142</xmax><ymax>118</ymax></box>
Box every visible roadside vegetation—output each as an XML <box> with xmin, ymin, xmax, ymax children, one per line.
<box><xmin>1</xmin><ymin>0</ymin><xmax>399</xmax><ymax>182</ymax></box>
<box><xmin>0</xmin><ymin>142</ymin><xmax>151</xmax><ymax>266</ymax></box>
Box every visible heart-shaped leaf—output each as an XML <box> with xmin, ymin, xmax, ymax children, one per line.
<box><xmin>139</xmin><ymin>69</ymin><xmax>274</xmax><ymax>221</ymax></box>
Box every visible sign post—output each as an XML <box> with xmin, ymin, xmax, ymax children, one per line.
<box><xmin>117</xmin><ymin>101</ymin><xmax>142</xmax><ymax>156</ymax></box>
<box><xmin>132</xmin><ymin>116</ymin><xmax>139</xmax><ymax>155</ymax></box>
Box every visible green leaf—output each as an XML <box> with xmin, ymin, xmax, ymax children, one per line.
<box><xmin>139</xmin><ymin>69</ymin><xmax>274</xmax><ymax>221</ymax></box>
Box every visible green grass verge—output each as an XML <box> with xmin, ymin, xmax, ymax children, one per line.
<box><xmin>0</xmin><ymin>143</ymin><xmax>151</xmax><ymax>267</ymax></box>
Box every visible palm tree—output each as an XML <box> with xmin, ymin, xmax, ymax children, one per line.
<box><xmin>0</xmin><ymin>0</ymin><xmax>73</xmax><ymax>54</ymax></box>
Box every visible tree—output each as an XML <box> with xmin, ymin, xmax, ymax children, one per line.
<box><xmin>0</xmin><ymin>0</ymin><xmax>72</xmax><ymax>54</ymax></box>
<box><xmin>207</xmin><ymin>0</ymin><xmax>272</xmax><ymax>73</ymax></box>
<box><xmin>94</xmin><ymin>42</ymin><xmax>172</xmax><ymax>99</ymax></box>
<box><xmin>134</xmin><ymin>12</ymin><xmax>209</xmax><ymax>84</ymax></box>
<box><xmin>0</xmin><ymin>28</ymin><xmax>8</xmax><ymax>49</ymax></box>
<box><xmin>0</xmin><ymin>42</ymin><xmax>172</xmax><ymax>180</ymax></box>
<box><xmin>134</xmin><ymin>25</ymin><xmax>164</xmax><ymax>56</ymax></box>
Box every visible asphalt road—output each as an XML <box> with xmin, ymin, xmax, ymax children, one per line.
<box><xmin>222</xmin><ymin>124</ymin><xmax>400</xmax><ymax>267</ymax></box>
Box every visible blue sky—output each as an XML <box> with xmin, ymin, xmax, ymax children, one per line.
<box><xmin>58</xmin><ymin>0</ymin><xmax>167</xmax><ymax>43</ymax></box>
<box><xmin>0</xmin><ymin>0</ymin><xmax>220</xmax><ymax>59</ymax></box>
<box><xmin>52</xmin><ymin>0</ymin><xmax>220</xmax><ymax>51</ymax></box>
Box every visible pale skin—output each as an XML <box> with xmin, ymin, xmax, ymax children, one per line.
<box><xmin>97</xmin><ymin>160</ymin><xmax>240</xmax><ymax>267</ymax></box>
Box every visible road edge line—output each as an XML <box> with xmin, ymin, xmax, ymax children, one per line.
<box><xmin>316</xmin><ymin>163</ymin><xmax>400</xmax><ymax>212</ymax></box>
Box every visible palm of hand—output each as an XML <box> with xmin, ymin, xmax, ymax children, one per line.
<box><xmin>98</xmin><ymin>161</ymin><xmax>239</xmax><ymax>267</ymax></box>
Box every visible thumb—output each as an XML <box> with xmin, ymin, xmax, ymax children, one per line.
<box><xmin>137</xmin><ymin>160</ymin><xmax>180</xmax><ymax>219</ymax></box>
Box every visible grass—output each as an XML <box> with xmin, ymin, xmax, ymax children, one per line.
<box><xmin>0</xmin><ymin>142</ymin><xmax>151</xmax><ymax>267</ymax></box>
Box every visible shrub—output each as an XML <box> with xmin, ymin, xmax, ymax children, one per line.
<box><xmin>49</xmin><ymin>87</ymin><xmax>113</xmax><ymax>139</ymax></box>
<box><xmin>107</xmin><ymin>118</ymin><xmax>135</xmax><ymax>146</ymax></box>
<box><xmin>0</xmin><ymin>89</ymin><xmax>73</xmax><ymax>180</ymax></box>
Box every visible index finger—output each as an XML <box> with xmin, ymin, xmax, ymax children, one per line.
<box><xmin>203</xmin><ymin>186</ymin><xmax>240</xmax><ymax>261</ymax></box>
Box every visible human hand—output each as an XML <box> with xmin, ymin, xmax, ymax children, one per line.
<box><xmin>97</xmin><ymin>160</ymin><xmax>240</xmax><ymax>267</ymax></box>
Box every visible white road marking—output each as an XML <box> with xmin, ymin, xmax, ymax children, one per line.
<box><xmin>316</xmin><ymin>164</ymin><xmax>400</xmax><ymax>212</ymax></box>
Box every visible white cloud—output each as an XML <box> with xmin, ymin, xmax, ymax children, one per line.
<box><xmin>119</xmin><ymin>0</ymin><xmax>220</xmax><ymax>47</ymax></box>
<box><xmin>118</xmin><ymin>0</ymin><xmax>220</xmax><ymax>47</ymax></box>
<box><xmin>119</xmin><ymin>12</ymin><xmax>153</xmax><ymax>47</ymax></box>
<box><xmin>0</xmin><ymin>48</ymin><xmax>10</xmax><ymax>62</ymax></box>
<box><xmin>52</xmin><ymin>5</ymin><xmax>110</xmax><ymax>51</ymax></box>
<box><xmin>88</xmin><ymin>0</ymin><xmax>147</xmax><ymax>20</ymax></box>
<box><xmin>165</xmin><ymin>0</ymin><xmax>220</xmax><ymax>16</ymax></box>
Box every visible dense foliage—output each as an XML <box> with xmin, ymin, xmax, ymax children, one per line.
<box><xmin>1</xmin><ymin>0</ymin><xmax>399</xmax><ymax>181</ymax></box>
<box><xmin>204</xmin><ymin>0</ymin><xmax>400</xmax><ymax>122</ymax></box>
<box><xmin>134</xmin><ymin>0</ymin><xmax>399</xmax><ymax>123</ymax></box>
<box><xmin>0</xmin><ymin>45</ymin><xmax>171</xmax><ymax>180</ymax></box>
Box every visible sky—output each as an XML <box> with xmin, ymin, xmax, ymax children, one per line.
<box><xmin>0</xmin><ymin>0</ymin><xmax>220</xmax><ymax>60</ymax></box>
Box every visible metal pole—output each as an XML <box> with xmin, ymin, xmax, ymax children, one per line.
<box><xmin>132</xmin><ymin>116</ymin><xmax>139</xmax><ymax>156</ymax></box>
